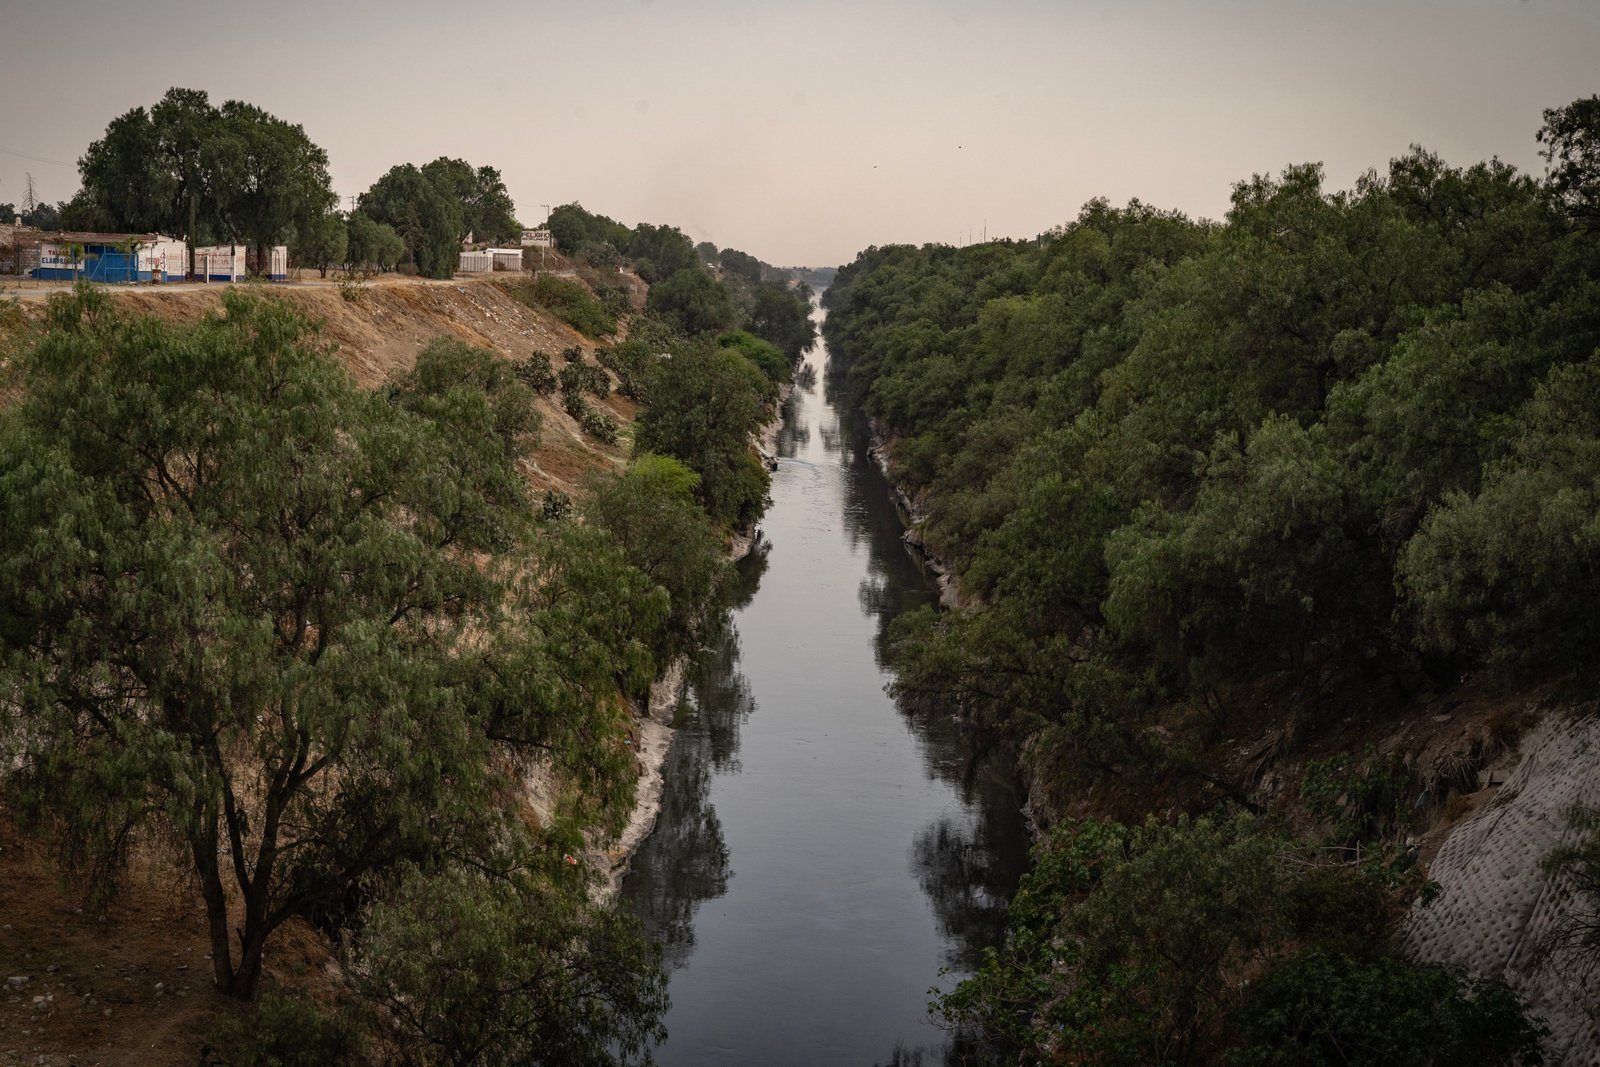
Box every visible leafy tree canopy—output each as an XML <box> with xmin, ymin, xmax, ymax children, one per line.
<box><xmin>79</xmin><ymin>88</ymin><xmax>336</xmax><ymax>269</ymax></box>
<box><xmin>0</xmin><ymin>289</ymin><xmax>658</xmax><ymax>1021</ymax></box>
<box><xmin>357</xmin><ymin>164</ymin><xmax>463</xmax><ymax>279</ymax></box>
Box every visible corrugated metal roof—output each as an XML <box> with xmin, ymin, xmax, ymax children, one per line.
<box><xmin>18</xmin><ymin>230</ymin><xmax>169</xmax><ymax>246</ymax></box>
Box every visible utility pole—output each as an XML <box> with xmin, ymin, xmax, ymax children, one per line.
<box><xmin>539</xmin><ymin>206</ymin><xmax>550</xmax><ymax>273</ymax></box>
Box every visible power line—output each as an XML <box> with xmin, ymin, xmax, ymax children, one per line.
<box><xmin>0</xmin><ymin>143</ymin><xmax>73</xmax><ymax>168</ymax></box>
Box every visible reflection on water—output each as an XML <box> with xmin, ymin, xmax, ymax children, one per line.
<box><xmin>620</xmin><ymin>306</ymin><xmax>1030</xmax><ymax>1065</ymax></box>
<box><xmin>776</xmin><ymin>390</ymin><xmax>812</xmax><ymax>457</ymax></box>
<box><xmin>626</xmin><ymin>547</ymin><xmax>770</xmax><ymax>968</ymax></box>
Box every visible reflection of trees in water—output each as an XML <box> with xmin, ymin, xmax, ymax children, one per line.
<box><xmin>777</xmin><ymin>417</ymin><xmax>812</xmax><ymax>458</ymax></box>
<box><xmin>694</xmin><ymin>622</ymin><xmax>757</xmax><ymax>775</ymax></box>
<box><xmin>626</xmin><ymin>722</ymin><xmax>729</xmax><ymax>969</ymax></box>
<box><xmin>821</xmin><ymin>357</ymin><xmax>1032</xmax><ymax>1011</ymax></box>
<box><xmin>912</xmin><ymin>805</ymin><xmax>1027</xmax><ymax>973</ymax></box>
<box><xmin>777</xmin><ymin>389</ymin><xmax>812</xmax><ymax>458</ymax></box>
<box><xmin>871</xmin><ymin>1031</ymin><xmax>1003</xmax><ymax>1067</ymax></box>
<box><xmin>622</xmin><ymin>541</ymin><xmax>769</xmax><ymax>970</ymax></box>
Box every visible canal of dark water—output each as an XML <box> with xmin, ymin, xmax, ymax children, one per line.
<box><xmin>620</xmin><ymin>307</ymin><xmax>1032</xmax><ymax>1066</ymax></box>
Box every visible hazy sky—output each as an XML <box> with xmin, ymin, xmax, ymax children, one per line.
<box><xmin>1</xmin><ymin>0</ymin><xmax>1596</xmax><ymax>267</ymax></box>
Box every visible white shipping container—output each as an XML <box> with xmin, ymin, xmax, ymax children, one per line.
<box><xmin>458</xmin><ymin>251</ymin><xmax>494</xmax><ymax>273</ymax></box>
<box><xmin>267</xmin><ymin>245</ymin><xmax>288</xmax><ymax>280</ymax></box>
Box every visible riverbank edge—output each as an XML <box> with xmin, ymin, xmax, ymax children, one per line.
<box><xmin>863</xmin><ymin>423</ymin><xmax>1064</xmax><ymax>843</ymax></box>
<box><xmin>864</xmin><ymin>424</ymin><xmax>968</xmax><ymax>612</ymax></box>
<box><xmin>596</xmin><ymin>383</ymin><xmax>793</xmax><ymax>899</ymax></box>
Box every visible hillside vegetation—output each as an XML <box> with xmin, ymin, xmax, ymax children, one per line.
<box><xmin>0</xmin><ymin>236</ymin><xmax>806</xmax><ymax>1063</ymax></box>
<box><xmin>822</xmin><ymin>97</ymin><xmax>1600</xmax><ymax>1064</ymax></box>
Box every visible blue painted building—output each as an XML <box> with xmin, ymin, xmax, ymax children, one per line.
<box><xmin>29</xmin><ymin>232</ymin><xmax>187</xmax><ymax>283</ymax></box>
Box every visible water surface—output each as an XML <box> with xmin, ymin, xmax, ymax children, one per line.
<box><xmin>621</xmin><ymin>311</ymin><xmax>1030</xmax><ymax>1065</ymax></box>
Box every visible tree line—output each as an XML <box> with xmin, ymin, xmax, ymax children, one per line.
<box><xmin>37</xmin><ymin>88</ymin><xmax>514</xmax><ymax>280</ymax></box>
<box><xmin>547</xmin><ymin>201</ymin><xmax>817</xmax><ymax>363</ymax></box>
<box><xmin>51</xmin><ymin>85</ymin><xmax>834</xmax><ymax>323</ymax></box>
<box><xmin>821</xmin><ymin>96</ymin><xmax>1600</xmax><ymax>1063</ymax></box>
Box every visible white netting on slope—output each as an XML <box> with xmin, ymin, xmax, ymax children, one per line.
<box><xmin>1405</xmin><ymin>707</ymin><xmax>1600</xmax><ymax>1065</ymax></box>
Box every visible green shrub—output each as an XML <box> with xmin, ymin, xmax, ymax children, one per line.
<box><xmin>576</xmin><ymin>240</ymin><xmax>621</xmax><ymax>269</ymax></box>
<box><xmin>1228</xmin><ymin>948</ymin><xmax>1546</xmax><ymax>1066</ymax></box>
<box><xmin>207</xmin><ymin>989</ymin><xmax>363</xmax><ymax>1066</ymax></box>
<box><xmin>510</xmin><ymin>275</ymin><xmax>616</xmax><ymax>338</ymax></box>
<box><xmin>558</xmin><ymin>356</ymin><xmax>610</xmax><ymax>400</ymax></box>
<box><xmin>596</xmin><ymin>339</ymin><xmax>653</xmax><ymax>399</ymax></box>
<box><xmin>1300</xmin><ymin>751</ymin><xmax>1415</xmax><ymax>847</ymax></box>
<box><xmin>517</xmin><ymin>350</ymin><xmax>557</xmax><ymax>394</ymax></box>
<box><xmin>580</xmin><ymin>405</ymin><xmax>619</xmax><ymax>444</ymax></box>
<box><xmin>540</xmin><ymin>489</ymin><xmax>573</xmax><ymax>522</ymax></box>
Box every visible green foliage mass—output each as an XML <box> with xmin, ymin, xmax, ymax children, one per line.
<box><xmin>345</xmin><ymin>213</ymin><xmax>406</xmax><ymax>275</ymax></box>
<box><xmin>508</xmin><ymin>275</ymin><xmax>617</xmax><ymax>338</ymax></box>
<box><xmin>647</xmin><ymin>267</ymin><xmax>737</xmax><ymax>336</ymax></box>
<box><xmin>716</xmin><ymin>329</ymin><xmax>789</xmax><ymax>401</ymax></box>
<box><xmin>356</xmin><ymin>163</ymin><xmax>462</xmax><ymax>279</ymax></box>
<box><xmin>78</xmin><ymin>87</ymin><xmax>337</xmax><ymax>271</ymax></box>
<box><xmin>936</xmin><ymin>815</ymin><xmax>1543</xmax><ymax>1066</ymax></box>
<box><xmin>517</xmin><ymin>349</ymin><xmax>559</xmax><ymax>394</ymax></box>
<box><xmin>419</xmin><ymin>157</ymin><xmax>521</xmax><ymax>245</ymax></box>
<box><xmin>583</xmin><ymin>454</ymin><xmax>729</xmax><ymax>663</ymax></box>
<box><xmin>291</xmin><ymin>210</ymin><xmax>347</xmax><ymax>278</ymax></box>
<box><xmin>355</xmin><ymin>156</ymin><xmax>518</xmax><ymax>279</ymax></box>
<box><xmin>831</xmin><ymin>101</ymin><xmax>1600</xmax><ymax>1062</ymax></box>
<box><xmin>596</xmin><ymin>339</ymin><xmax>654</xmax><ymax>399</ymax></box>
<box><xmin>0</xmin><ymin>288</ymin><xmax>677</xmax><ymax>1058</ymax></box>
<box><xmin>351</xmin><ymin>864</ymin><xmax>667</xmax><ymax>1067</ymax></box>
<box><xmin>746</xmin><ymin>281</ymin><xmax>818</xmax><ymax>362</ymax></box>
<box><xmin>208</xmin><ymin>989</ymin><xmax>365</xmax><ymax>1066</ymax></box>
<box><xmin>632</xmin><ymin>339</ymin><xmax>774</xmax><ymax>528</ymax></box>
<box><xmin>827</xmin><ymin>104</ymin><xmax>1600</xmax><ymax>778</ymax></box>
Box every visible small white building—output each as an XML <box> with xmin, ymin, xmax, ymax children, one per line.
<box><xmin>458</xmin><ymin>250</ymin><xmax>494</xmax><ymax>273</ymax></box>
<box><xmin>196</xmin><ymin>245</ymin><xmax>247</xmax><ymax>282</ymax></box>
<box><xmin>264</xmin><ymin>246</ymin><xmax>288</xmax><ymax>281</ymax></box>
<box><xmin>486</xmin><ymin>248</ymin><xmax>525</xmax><ymax>271</ymax></box>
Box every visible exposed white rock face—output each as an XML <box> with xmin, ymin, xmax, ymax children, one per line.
<box><xmin>1406</xmin><ymin>707</ymin><xmax>1600</xmax><ymax>1065</ymax></box>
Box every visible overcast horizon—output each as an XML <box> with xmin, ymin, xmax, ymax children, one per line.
<box><xmin>2</xmin><ymin>0</ymin><xmax>1596</xmax><ymax>268</ymax></box>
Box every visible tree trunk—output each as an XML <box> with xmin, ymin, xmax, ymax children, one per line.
<box><xmin>190</xmin><ymin>815</ymin><xmax>237</xmax><ymax>993</ymax></box>
<box><xmin>187</xmin><ymin>196</ymin><xmax>198</xmax><ymax>280</ymax></box>
<box><xmin>231</xmin><ymin>927</ymin><xmax>267</xmax><ymax>999</ymax></box>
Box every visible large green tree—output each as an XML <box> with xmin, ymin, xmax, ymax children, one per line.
<box><xmin>419</xmin><ymin>157</ymin><xmax>521</xmax><ymax>244</ymax></box>
<box><xmin>633</xmin><ymin>339</ymin><xmax>771</xmax><ymax>527</ymax></box>
<box><xmin>79</xmin><ymin>89</ymin><xmax>334</xmax><ymax>273</ymax></box>
<box><xmin>205</xmin><ymin>100</ymin><xmax>337</xmax><ymax>268</ymax></box>
<box><xmin>582</xmin><ymin>454</ymin><xmax>730</xmax><ymax>662</ymax></box>
<box><xmin>345</xmin><ymin>212</ymin><xmax>407</xmax><ymax>274</ymax></box>
<box><xmin>357</xmin><ymin>164</ymin><xmax>463</xmax><ymax>279</ymax></box>
<box><xmin>0</xmin><ymin>290</ymin><xmax>642</xmax><ymax>1001</ymax></box>
<box><xmin>291</xmin><ymin>210</ymin><xmax>347</xmax><ymax>277</ymax></box>
<box><xmin>646</xmin><ymin>267</ymin><xmax>737</xmax><ymax>335</ymax></box>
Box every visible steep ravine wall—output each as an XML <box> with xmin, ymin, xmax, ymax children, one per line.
<box><xmin>1406</xmin><ymin>705</ymin><xmax>1600</xmax><ymax>1064</ymax></box>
